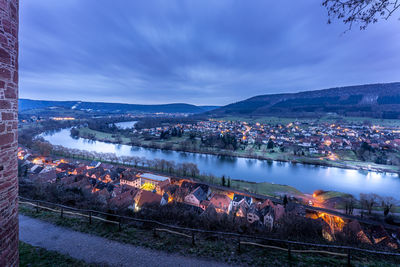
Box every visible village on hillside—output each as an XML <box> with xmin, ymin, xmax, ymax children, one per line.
<box><xmin>18</xmin><ymin>146</ymin><xmax>400</xmax><ymax>249</ymax></box>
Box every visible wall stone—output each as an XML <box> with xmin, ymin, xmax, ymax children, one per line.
<box><xmin>0</xmin><ymin>0</ymin><xmax>18</xmax><ymax>266</ymax></box>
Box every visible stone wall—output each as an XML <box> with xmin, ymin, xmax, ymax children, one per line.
<box><xmin>0</xmin><ymin>0</ymin><xmax>18</xmax><ymax>266</ymax></box>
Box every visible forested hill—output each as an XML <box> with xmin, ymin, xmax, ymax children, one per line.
<box><xmin>210</xmin><ymin>82</ymin><xmax>400</xmax><ymax>119</ymax></box>
<box><xmin>19</xmin><ymin>99</ymin><xmax>219</xmax><ymax>114</ymax></box>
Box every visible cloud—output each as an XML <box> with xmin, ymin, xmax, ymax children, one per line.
<box><xmin>19</xmin><ymin>0</ymin><xmax>400</xmax><ymax>105</ymax></box>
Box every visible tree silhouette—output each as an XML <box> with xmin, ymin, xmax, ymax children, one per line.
<box><xmin>323</xmin><ymin>0</ymin><xmax>400</xmax><ymax>30</ymax></box>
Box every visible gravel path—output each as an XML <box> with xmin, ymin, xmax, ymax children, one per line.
<box><xmin>19</xmin><ymin>215</ymin><xmax>231</xmax><ymax>267</ymax></box>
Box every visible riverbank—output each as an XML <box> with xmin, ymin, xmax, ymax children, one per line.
<box><xmin>75</xmin><ymin>126</ymin><xmax>400</xmax><ymax>174</ymax></box>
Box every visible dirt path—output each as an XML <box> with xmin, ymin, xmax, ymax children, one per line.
<box><xmin>19</xmin><ymin>215</ymin><xmax>231</xmax><ymax>267</ymax></box>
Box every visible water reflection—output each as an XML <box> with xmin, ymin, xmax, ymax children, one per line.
<box><xmin>42</xmin><ymin>128</ymin><xmax>400</xmax><ymax>198</ymax></box>
<box><xmin>114</xmin><ymin>121</ymin><xmax>138</xmax><ymax>129</ymax></box>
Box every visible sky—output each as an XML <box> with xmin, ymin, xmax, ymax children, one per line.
<box><xmin>19</xmin><ymin>0</ymin><xmax>400</xmax><ymax>106</ymax></box>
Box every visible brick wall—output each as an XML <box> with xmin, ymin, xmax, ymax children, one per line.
<box><xmin>0</xmin><ymin>0</ymin><xmax>18</xmax><ymax>266</ymax></box>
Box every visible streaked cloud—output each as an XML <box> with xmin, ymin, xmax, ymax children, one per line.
<box><xmin>19</xmin><ymin>0</ymin><xmax>400</xmax><ymax>105</ymax></box>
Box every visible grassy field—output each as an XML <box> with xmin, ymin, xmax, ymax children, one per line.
<box><xmin>19</xmin><ymin>241</ymin><xmax>95</xmax><ymax>267</ymax></box>
<box><xmin>230</xmin><ymin>180</ymin><xmax>303</xmax><ymax>197</ymax></box>
<box><xmin>19</xmin><ymin>205</ymin><xmax>399</xmax><ymax>267</ymax></box>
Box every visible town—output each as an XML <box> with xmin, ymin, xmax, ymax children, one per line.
<box><xmin>17</xmin><ymin>145</ymin><xmax>400</xmax><ymax>250</ymax></box>
<box><xmin>136</xmin><ymin>119</ymin><xmax>400</xmax><ymax>157</ymax></box>
<box><xmin>76</xmin><ymin>117</ymin><xmax>400</xmax><ymax>173</ymax></box>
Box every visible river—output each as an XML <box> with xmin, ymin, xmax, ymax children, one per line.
<box><xmin>42</xmin><ymin>128</ymin><xmax>400</xmax><ymax>198</ymax></box>
<box><xmin>114</xmin><ymin>121</ymin><xmax>137</xmax><ymax>129</ymax></box>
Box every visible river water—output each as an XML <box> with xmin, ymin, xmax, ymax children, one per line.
<box><xmin>114</xmin><ymin>121</ymin><xmax>137</xmax><ymax>129</ymax></box>
<box><xmin>42</xmin><ymin>128</ymin><xmax>400</xmax><ymax>198</ymax></box>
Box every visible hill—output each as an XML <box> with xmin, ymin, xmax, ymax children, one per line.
<box><xmin>19</xmin><ymin>99</ymin><xmax>219</xmax><ymax>114</ymax></box>
<box><xmin>210</xmin><ymin>82</ymin><xmax>400</xmax><ymax>119</ymax></box>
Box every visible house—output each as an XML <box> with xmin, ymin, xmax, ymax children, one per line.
<box><xmin>120</xmin><ymin>176</ymin><xmax>141</xmax><ymax>188</ymax></box>
<box><xmin>56</xmin><ymin>162</ymin><xmax>75</xmax><ymax>173</ymax></box>
<box><xmin>133</xmin><ymin>190</ymin><xmax>162</xmax><ymax>211</ymax></box>
<box><xmin>109</xmin><ymin>188</ymin><xmax>138</xmax><ymax>210</ymax></box>
<box><xmin>247</xmin><ymin>204</ymin><xmax>261</xmax><ymax>224</ymax></box>
<box><xmin>89</xmin><ymin>167</ymin><xmax>106</xmax><ymax>180</ymax></box>
<box><xmin>139</xmin><ymin>173</ymin><xmax>170</xmax><ymax>187</ymax></box>
<box><xmin>103</xmin><ymin>170</ymin><xmax>120</xmax><ymax>182</ymax></box>
<box><xmin>114</xmin><ymin>167</ymin><xmax>126</xmax><ymax>174</ymax></box>
<box><xmin>235</xmin><ymin>200</ymin><xmax>249</xmax><ymax>217</ymax></box>
<box><xmin>72</xmin><ymin>165</ymin><xmax>87</xmax><ymax>175</ymax></box>
<box><xmin>286</xmin><ymin>202</ymin><xmax>306</xmax><ymax>217</ymax></box>
<box><xmin>160</xmin><ymin>192</ymin><xmax>169</xmax><ymax>206</ymax></box>
<box><xmin>184</xmin><ymin>186</ymin><xmax>207</xmax><ymax>207</ymax></box>
<box><xmin>247</xmin><ymin>202</ymin><xmax>276</xmax><ymax>229</ymax></box>
<box><xmin>259</xmin><ymin>199</ymin><xmax>285</xmax><ymax>221</ymax></box>
<box><xmin>87</xmin><ymin>161</ymin><xmax>101</xmax><ymax>169</ymax></box>
<box><xmin>33</xmin><ymin>170</ymin><xmax>57</xmax><ymax>183</ymax></box>
<box><xmin>180</xmin><ymin>181</ymin><xmax>197</xmax><ymax>192</ymax></box>
<box><xmin>156</xmin><ymin>179</ymin><xmax>171</xmax><ymax>194</ymax></box>
<box><xmin>121</xmin><ymin>169</ymin><xmax>139</xmax><ymax>180</ymax></box>
<box><xmin>122</xmin><ymin>172</ymin><xmax>170</xmax><ymax>189</ymax></box>
<box><xmin>57</xmin><ymin>171</ymin><xmax>69</xmax><ymax>179</ymax></box>
<box><xmin>229</xmin><ymin>194</ymin><xmax>252</xmax><ymax>213</ymax></box>
<box><xmin>261</xmin><ymin>206</ymin><xmax>275</xmax><ymax>230</ymax></box>
<box><xmin>209</xmin><ymin>194</ymin><xmax>231</xmax><ymax>213</ymax></box>
<box><xmin>200</xmin><ymin>200</ymin><xmax>210</xmax><ymax>210</ymax></box>
<box><xmin>67</xmin><ymin>176</ymin><xmax>92</xmax><ymax>191</ymax></box>
<box><xmin>29</xmin><ymin>165</ymin><xmax>43</xmax><ymax>174</ymax></box>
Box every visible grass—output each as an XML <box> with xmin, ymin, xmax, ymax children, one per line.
<box><xmin>317</xmin><ymin>191</ymin><xmax>354</xmax><ymax>200</ymax></box>
<box><xmin>231</xmin><ymin>180</ymin><xmax>303</xmax><ymax>197</ymax></box>
<box><xmin>19</xmin><ymin>204</ymin><xmax>400</xmax><ymax>267</ymax></box>
<box><xmin>19</xmin><ymin>241</ymin><xmax>96</xmax><ymax>267</ymax></box>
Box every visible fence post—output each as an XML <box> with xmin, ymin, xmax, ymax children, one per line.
<box><xmin>153</xmin><ymin>228</ymin><xmax>158</xmax><ymax>238</ymax></box>
<box><xmin>191</xmin><ymin>232</ymin><xmax>195</xmax><ymax>246</ymax></box>
<box><xmin>237</xmin><ymin>237</ymin><xmax>241</xmax><ymax>253</ymax></box>
<box><xmin>89</xmin><ymin>211</ymin><xmax>92</xmax><ymax>224</ymax></box>
<box><xmin>118</xmin><ymin>218</ymin><xmax>122</xmax><ymax>231</ymax></box>
<box><xmin>61</xmin><ymin>207</ymin><xmax>64</xmax><ymax>218</ymax></box>
<box><xmin>347</xmin><ymin>248</ymin><xmax>351</xmax><ymax>267</ymax></box>
<box><xmin>36</xmin><ymin>201</ymin><xmax>39</xmax><ymax>213</ymax></box>
<box><xmin>287</xmin><ymin>242</ymin><xmax>292</xmax><ymax>262</ymax></box>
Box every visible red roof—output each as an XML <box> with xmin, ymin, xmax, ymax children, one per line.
<box><xmin>135</xmin><ymin>190</ymin><xmax>162</xmax><ymax>207</ymax></box>
<box><xmin>209</xmin><ymin>194</ymin><xmax>231</xmax><ymax>211</ymax></box>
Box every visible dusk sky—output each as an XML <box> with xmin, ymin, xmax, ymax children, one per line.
<box><xmin>20</xmin><ymin>1</ymin><xmax>400</xmax><ymax>106</ymax></box>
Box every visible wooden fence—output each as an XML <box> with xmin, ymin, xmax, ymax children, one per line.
<box><xmin>19</xmin><ymin>196</ymin><xmax>400</xmax><ymax>266</ymax></box>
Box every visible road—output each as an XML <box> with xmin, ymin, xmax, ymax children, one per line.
<box><xmin>19</xmin><ymin>215</ymin><xmax>231</xmax><ymax>267</ymax></box>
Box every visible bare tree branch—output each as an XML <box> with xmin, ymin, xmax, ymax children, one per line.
<box><xmin>323</xmin><ymin>0</ymin><xmax>400</xmax><ymax>30</ymax></box>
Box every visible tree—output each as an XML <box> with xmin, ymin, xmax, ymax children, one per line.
<box><xmin>323</xmin><ymin>0</ymin><xmax>400</xmax><ymax>30</ymax></box>
<box><xmin>360</xmin><ymin>193</ymin><xmax>378</xmax><ymax>215</ymax></box>
<box><xmin>221</xmin><ymin>175</ymin><xmax>226</xmax><ymax>187</ymax></box>
<box><xmin>267</xmin><ymin>139</ymin><xmax>274</xmax><ymax>149</ymax></box>
<box><xmin>34</xmin><ymin>141</ymin><xmax>53</xmax><ymax>156</ymax></box>
<box><xmin>344</xmin><ymin>196</ymin><xmax>356</xmax><ymax>215</ymax></box>
<box><xmin>283</xmin><ymin>195</ymin><xmax>288</xmax><ymax>207</ymax></box>
<box><xmin>381</xmin><ymin>196</ymin><xmax>396</xmax><ymax>217</ymax></box>
<box><xmin>227</xmin><ymin>178</ymin><xmax>231</xmax><ymax>187</ymax></box>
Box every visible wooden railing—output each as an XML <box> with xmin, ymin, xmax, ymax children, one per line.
<box><xmin>18</xmin><ymin>196</ymin><xmax>400</xmax><ymax>266</ymax></box>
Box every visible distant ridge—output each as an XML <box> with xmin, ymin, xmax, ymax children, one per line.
<box><xmin>19</xmin><ymin>99</ymin><xmax>219</xmax><ymax>114</ymax></box>
<box><xmin>210</xmin><ymin>82</ymin><xmax>400</xmax><ymax>119</ymax></box>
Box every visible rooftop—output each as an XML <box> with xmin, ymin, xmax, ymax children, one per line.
<box><xmin>140</xmin><ymin>173</ymin><xmax>170</xmax><ymax>182</ymax></box>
